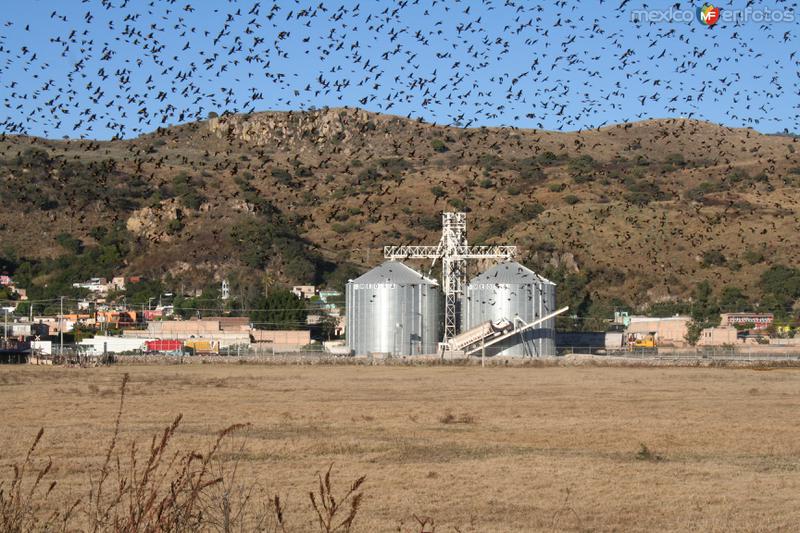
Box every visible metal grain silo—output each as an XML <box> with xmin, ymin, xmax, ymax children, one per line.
<box><xmin>463</xmin><ymin>261</ymin><xmax>556</xmax><ymax>357</ymax></box>
<box><xmin>346</xmin><ymin>261</ymin><xmax>440</xmax><ymax>356</ymax></box>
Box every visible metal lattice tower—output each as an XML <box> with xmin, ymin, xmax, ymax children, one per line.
<box><xmin>384</xmin><ymin>212</ymin><xmax>516</xmax><ymax>342</ymax></box>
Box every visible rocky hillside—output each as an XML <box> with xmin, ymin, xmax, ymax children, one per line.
<box><xmin>1</xmin><ymin>108</ymin><xmax>799</xmax><ymax>320</ymax></box>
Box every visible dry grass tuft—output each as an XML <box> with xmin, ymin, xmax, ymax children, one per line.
<box><xmin>413</xmin><ymin>514</ymin><xmax>436</xmax><ymax>532</ymax></box>
<box><xmin>0</xmin><ymin>427</ymin><xmax>78</xmax><ymax>533</ymax></box>
<box><xmin>82</xmin><ymin>372</ymin><xmax>249</xmax><ymax>531</ymax></box>
<box><xmin>635</xmin><ymin>443</ymin><xmax>665</xmax><ymax>463</ymax></box>
<box><xmin>309</xmin><ymin>464</ymin><xmax>365</xmax><ymax>533</ymax></box>
<box><xmin>550</xmin><ymin>488</ymin><xmax>583</xmax><ymax>532</ymax></box>
<box><xmin>438</xmin><ymin>410</ymin><xmax>475</xmax><ymax>425</ymax></box>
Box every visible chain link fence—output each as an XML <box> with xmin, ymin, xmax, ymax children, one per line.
<box><xmin>558</xmin><ymin>345</ymin><xmax>800</xmax><ymax>361</ymax></box>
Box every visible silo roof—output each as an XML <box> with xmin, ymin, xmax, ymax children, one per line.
<box><xmin>470</xmin><ymin>261</ymin><xmax>554</xmax><ymax>285</ymax></box>
<box><xmin>350</xmin><ymin>261</ymin><xmax>438</xmax><ymax>285</ymax></box>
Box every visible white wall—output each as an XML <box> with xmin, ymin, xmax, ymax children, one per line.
<box><xmin>79</xmin><ymin>335</ymin><xmax>151</xmax><ymax>355</ymax></box>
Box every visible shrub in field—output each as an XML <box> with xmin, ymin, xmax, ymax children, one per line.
<box><xmin>438</xmin><ymin>410</ymin><xmax>476</xmax><ymax>425</ymax></box>
<box><xmin>309</xmin><ymin>465</ymin><xmax>365</xmax><ymax>533</ymax></box>
<box><xmin>635</xmin><ymin>443</ymin><xmax>664</xmax><ymax>462</ymax></box>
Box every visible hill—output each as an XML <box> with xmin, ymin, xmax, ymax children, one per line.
<box><xmin>1</xmin><ymin>108</ymin><xmax>799</xmax><ymax>323</ymax></box>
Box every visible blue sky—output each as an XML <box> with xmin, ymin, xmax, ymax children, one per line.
<box><xmin>0</xmin><ymin>0</ymin><xmax>797</xmax><ymax>139</ymax></box>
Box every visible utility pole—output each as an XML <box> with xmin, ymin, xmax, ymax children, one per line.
<box><xmin>59</xmin><ymin>296</ymin><xmax>64</xmax><ymax>356</ymax></box>
<box><xmin>3</xmin><ymin>307</ymin><xmax>8</xmax><ymax>342</ymax></box>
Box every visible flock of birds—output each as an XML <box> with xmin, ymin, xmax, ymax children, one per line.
<box><xmin>0</xmin><ymin>0</ymin><xmax>797</xmax><ymax>139</ymax></box>
<box><xmin>0</xmin><ymin>0</ymin><xmax>798</xmax><ymax>298</ymax></box>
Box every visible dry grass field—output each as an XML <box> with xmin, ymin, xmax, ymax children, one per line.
<box><xmin>2</xmin><ymin>364</ymin><xmax>800</xmax><ymax>532</ymax></box>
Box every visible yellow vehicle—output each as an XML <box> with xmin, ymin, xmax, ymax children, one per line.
<box><xmin>184</xmin><ymin>339</ymin><xmax>220</xmax><ymax>355</ymax></box>
<box><xmin>632</xmin><ymin>333</ymin><xmax>656</xmax><ymax>349</ymax></box>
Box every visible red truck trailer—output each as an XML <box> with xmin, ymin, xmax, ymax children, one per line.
<box><xmin>145</xmin><ymin>340</ymin><xmax>183</xmax><ymax>353</ymax></box>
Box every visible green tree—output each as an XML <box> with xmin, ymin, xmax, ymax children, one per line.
<box><xmin>324</xmin><ymin>264</ymin><xmax>361</xmax><ymax>293</ymax></box>
<box><xmin>685</xmin><ymin>281</ymin><xmax>720</xmax><ymax>345</ymax></box>
<box><xmin>701</xmin><ymin>249</ymin><xmax>726</xmax><ymax>267</ymax></box>
<box><xmin>742</xmin><ymin>249</ymin><xmax>765</xmax><ymax>265</ymax></box>
<box><xmin>547</xmin><ymin>268</ymin><xmax>590</xmax><ymax>332</ymax></box>
<box><xmin>55</xmin><ymin>233</ymin><xmax>83</xmax><ymax>255</ymax></box>
<box><xmin>567</xmin><ymin>155</ymin><xmax>594</xmax><ymax>180</ymax></box>
<box><xmin>690</xmin><ymin>281</ymin><xmax>720</xmax><ymax>325</ymax></box>
<box><xmin>13</xmin><ymin>301</ymin><xmax>30</xmax><ymax>317</ymax></box>
<box><xmin>515</xmin><ymin>202</ymin><xmax>545</xmax><ymax>221</ymax></box>
<box><xmin>515</xmin><ymin>158</ymin><xmax>546</xmax><ymax>182</ymax></box>
<box><xmin>172</xmin><ymin>172</ymin><xmax>206</xmax><ymax>210</ymax></box>
<box><xmin>759</xmin><ymin>292</ymin><xmax>793</xmax><ymax>321</ymax></box>
<box><xmin>318</xmin><ymin>313</ymin><xmax>340</xmax><ymax>340</ymax></box>
<box><xmin>719</xmin><ymin>287</ymin><xmax>750</xmax><ymax>313</ymax></box>
<box><xmin>250</xmin><ymin>289</ymin><xmax>307</xmax><ymax>330</ymax></box>
<box><xmin>537</xmin><ymin>151</ymin><xmax>559</xmax><ymax>165</ymax></box>
<box><xmin>125</xmin><ymin>279</ymin><xmax>166</xmax><ymax>307</ymax></box>
<box><xmin>229</xmin><ymin>216</ymin><xmax>274</xmax><ymax>269</ymax></box>
<box><xmin>0</xmin><ymin>286</ymin><xmax>13</xmax><ymax>301</ymax></box>
<box><xmin>431</xmin><ymin>139</ymin><xmax>448</xmax><ymax>153</ymax></box>
<box><xmin>759</xmin><ymin>265</ymin><xmax>800</xmax><ymax>321</ymax></box>
<box><xmin>664</xmin><ymin>153</ymin><xmax>687</xmax><ymax>167</ymax></box>
<box><xmin>172</xmin><ymin>295</ymin><xmax>200</xmax><ymax>319</ymax></box>
<box><xmin>760</xmin><ymin>265</ymin><xmax>800</xmax><ymax>298</ymax></box>
<box><xmin>584</xmin><ymin>297</ymin><xmax>615</xmax><ymax>331</ymax></box>
<box><xmin>685</xmin><ymin>321</ymin><xmax>704</xmax><ymax>346</ymax></box>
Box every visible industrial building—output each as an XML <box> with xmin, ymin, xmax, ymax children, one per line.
<box><xmin>346</xmin><ymin>212</ymin><xmax>563</xmax><ymax>358</ymax></box>
<box><xmin>626</xmin><ymin>316</ymin><xmax>692</xmax><ymax>347</ymax></box>
<box><xmin>123</xmin><ymin>316</ymin><xmax>251</xmax><ymax>347</ymax></box>
<box><xmin>346</xmin><ymin>261</ymin><xmax>441</xmax><ymax>356</ymax></box>
<box><xmin>720</xmin><ymin>313</ymin><xmax>774</xmax><ymax>330</ymax></box>
<box><xmin>462</xmin><ymin>262</ymin><xmax>556</xmax><ymax>357</ymax></box>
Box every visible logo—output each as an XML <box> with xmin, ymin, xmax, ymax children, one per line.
<box><xmin>631</xmin><ymin>5</ymin><xmax>794</xmax><ymax>24</ymax></box>
<box><xmin>697</xmin><ymin>3</ymin><xmax>721</xmax><ymax>26</ymax></box>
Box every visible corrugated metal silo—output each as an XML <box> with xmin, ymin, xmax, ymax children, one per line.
<box><xmin>346</xmin><ymin>261</ymin><xmax>440</xmax><ymax>356</ymax></box>
<box><xmin>462</xmin><ymin>261</ymin><xmax>556</xmax><ymax>356</ymax></box>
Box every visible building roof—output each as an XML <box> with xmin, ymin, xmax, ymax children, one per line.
<box><xmin>628</xmin><ymin>316</ymin><xmax>690</xmax><ymax>323</ymax></box>
<box><xmin>469</xmin><ymin>261</ymin><xmax>553</xmax><ymax>285</ymax></box>
<box><xmin>209</xmin><ymin>316</ymin><xmax>250</xmax><ymax>331</ymax></box>
<box><xmin>720</xmin><ymin>312</ymin><xmax>774</xmax><ymax>318</ymax></box>
<box><xmin>350</xmin><ymin>261</ymin><xmax>438</xmax><ymax>285</ymax></box>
